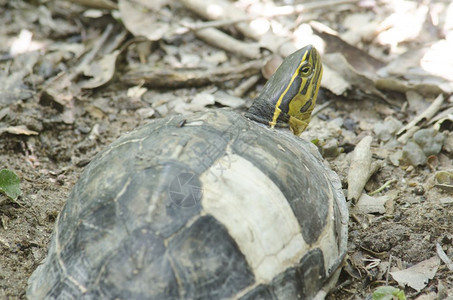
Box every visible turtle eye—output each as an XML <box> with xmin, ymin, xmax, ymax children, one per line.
<box><xmin>299</xmin><ymin>65</ymin><xmax>312</xmax><ymax>75</ymax></box>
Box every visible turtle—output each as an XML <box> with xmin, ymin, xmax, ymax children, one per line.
<box><xmin>27</xmin><ymin>45</ymin><xmax>348</xmax><ymax>300</ymax></box>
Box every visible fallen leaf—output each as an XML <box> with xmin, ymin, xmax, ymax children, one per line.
<box><xmin>0</xmin><ymin>125</ymin><xmax>39</xmax><ymax>136</ymax></box>
<box><xmin>79</xmin><ymin>50</ymin><xmax>120</xmax><ymax>89</ymax></box>
<box><xmin>119</xmin><ymin>0</ymin><xmax>170</xmax><ymax>41</ymax></box>
<box><xmin>356</xmin><ymin>194</ymin><xmax>390</xmax><ymax>214</ymax></box>
<box><xmin>187</xmin><ymin>93</ymin><xmax>215</xmax><ymax>111</ymax></box>
<box><xmin>376</xmin><ymin>2</ymin><xmax>428</xmax><ymax>46</ymax></box>
<box><xmin>0</xmin><ymin>169</ymin><xmax>22</xmax><ymax>202</ymax></box>
<box><xmin>0</xmin><ymin>71</ymin><xmax>34</xmax><ymax>107</ymax></box>
<box><xmin>127</xmin><ymin>85</ymin><xmax>147</xmax><ymax>99</ymax></box>
<box><xmin>390</xmin><ymin>256</ymin><xmax>440</xmax><ymax>292</ymax></box>
<box><xmin>214</xmin><ymin>91</ymin><xmax>246</xmax><ymax>109</ymax></box>
<box><xmin>321</xmin><ymin>64</ymin><xmax>351</xmax><ymax>95</ymax></box>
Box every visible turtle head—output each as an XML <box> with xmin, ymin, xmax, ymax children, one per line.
<box><xmin>245</xmin><ymin>45</ymin><xmax>323</xmax><ymax>135</ymax></box>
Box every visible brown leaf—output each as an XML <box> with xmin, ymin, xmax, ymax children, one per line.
<box><xmin>119</xmin><ymin>0</ymin><xmax>170</xmax><ymax>41</ymax></box>
<box><xmin>79</xmin><ymin>50</ymin><xmax>120</xmax><ymax>89</ymax></box>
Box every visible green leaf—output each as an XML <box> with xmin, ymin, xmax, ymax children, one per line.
<box><xmin>372</xmin><ymin>286</ymin><xmax>406</xmax><ymax>300</ymax></box>
<box><xmin>0</xmin><ymin>169</ymin><xmax>22</xmax><ymax>201</ymax></box>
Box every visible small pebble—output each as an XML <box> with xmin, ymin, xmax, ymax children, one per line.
<box><xmin>413</xmin><ymin>128</ymin><xmax>445</xmax><ymax>156</ymax></box>
<box><xmin>441</xmin><ymin>132</ymin><xmax>453</xmax><ymax>153</ymax></box>
<box><xmin>373</xmin><ymin>116</ymin><xmax>403</xmax><ymax>142</ymax></box>
<box><xmin>343</xmin><ymin>118</ymin><xmax>357</xmax><ymax>131</ymax></box>
<box><xmin>401</xmin><ymin>141</ymin><xmax>427</xmax><ymax>166</ymax></box>
<box><xmin>330</xmin><ymin>117</ymin><xmax>344</xmax><ymax>128</ymax></box>
<box><xmin>322</xmin><ymin>138</ymin><xmax>340</xmax><ymax>158</ymax></box>
<box><xmin>414</xmin><ymin>186</ymin><xmax>425</xmax><ymax>195</ymax></box>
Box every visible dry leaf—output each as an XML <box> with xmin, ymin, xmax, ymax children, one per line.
<box><xmin>187</xmin><ymin>93</ymin><xmax>215</xmax><ymax>111</ymax></box>
<box><xmin>0</xmin><ymin>126</ymin><xmax>39</xmax><ymax>136</ymax></box>
<box><xmin>127</xmin><ymin>85</ymin><xmax>147</xmax><ymax>99</ymax></box>
<box><xmin>214</xmin><ymin>91</ymin><xmax>246</xmax><ymax>109</ymax></box>
<box><xmin>79</xmin><ymin>50</ymin><xmax>120</xmax><ymax>89</ymax></box>
<box><xmin>356</xmin><ymin>194</ymin><xmax>390</xmax><ymax>214</ymax></box>
<box><xmin>376</xmin><ymin>2</ymin><xmax>428</xmax><ymax>46</ymax></box>
<box><xmin>390</xmin><ymin>256</ymin><xmax>440</xmax><ymax>292</ymax></box>
<box><xmin>321</xmin><ymin>64</ymin><xmax>350</xmax><ymax>96</ymax></box>
<box><xmin>119</xmin><ymin>0</ymin><xmax>170</xmax><ymax>41</ymax></box>
<box><xmin>0</xmin><ymin>71</ymin><xmax>34</xmax><ymax>106</ymax></box>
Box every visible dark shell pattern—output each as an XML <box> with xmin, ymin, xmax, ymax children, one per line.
<box><xmin>27</xmin><ymin>109</ymin><xmax>348</xmax><ymax>300</ymax></box>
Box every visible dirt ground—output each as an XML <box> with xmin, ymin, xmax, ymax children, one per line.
<box><xmin>1</xmin><ymin>0</ymin><xmax>453</xmax><ymax>299</ymax></box>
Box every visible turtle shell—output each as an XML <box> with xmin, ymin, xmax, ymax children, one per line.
<box><xmin>27</xmin><ymin>109</ymin><xmax>348</xmax><ymax>299</ymax></box>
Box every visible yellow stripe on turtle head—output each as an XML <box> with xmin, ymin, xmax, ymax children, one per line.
<box><xmin>244</xmin><ymin>45</ymin><xmax>323</xmax><ymax>135</ymax></box>
<box><xmin>268</xmin><ymin>46</ymin><xmax>323</xmax><ymax>135</ymax></box>
<box><xmin>269</xmin><ymin>50</ymin><xmax>310</xmax><ymax>127</ymax></box>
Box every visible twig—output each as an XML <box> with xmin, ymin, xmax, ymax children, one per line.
<box><xmin>436</xmin><ymin>243</ymin><xmax>453</xmax><ymax>271</ymax></box>
<box><xmin>179</xmin><ymin>0</ymin><xmax>358</xmax><ymax>39</ymax></box>
<box><xmin>312</xmin><ymin>100</ymin><xmax>333</xmax><ymax>116</ymax></box>
<box><xmin>180</xmin><ymin>18</ymin><xmax>252</xmax><ymax>32</ymax></box>
<box><xmin>73</xmin><ymin>23</ymin><xmax>114</xmax><ymax>77</ymax></box>
<box><xmin>178</xmin><ymin>0</ymin><xmax>260</xmax><ymax>40</ymax></box>
<box><xmin>259</xmin><ymin>0</ymin><xmax>359</xmax><ymax>17</ymax></box>
<box><xmin>369</xmin><ymin>179</ymin><xmax>397</xmax><ymax>196</ymax></box>
<box><xmin>233</xmin><ymin>75</ymin><xmax>260</xmax><ymax>97</ymax></box>
<box><xmin>386</xmin><ymin>254</ymin><xmax>392</xmax><ymax>285</ymax></box>
<box><xmin>41</xmin><ymin>24</ymin><xmax>114</xmax><ymax>91</ymax></box>
<box><xmin>195</xmin><ymin>28</ymin><xmax>260</xmax><ymax>59</ymax></box>
<box><xmin>122</xmin><ymin>59</ymin><xmax>264</xmax><ymax>89</ymax></box>
<box><xmin>347</xmin><ymin>136</ymin><xmax>373</xmax><ymax>202</ymax></box>
<box><xmin>397</xmin><ymin>94</ymin><xmax>445</xmax><ymax>143</ymax></box>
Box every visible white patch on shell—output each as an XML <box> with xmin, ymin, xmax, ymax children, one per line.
<box><xmin>311</xmin><ymin>175</ymin><xmax>340</xmax><ymax>273</ymax></box>
<box><xmin>201</xmin><ymin>154</ymin><xmax>309</xmax><ymax>283</ymax></box>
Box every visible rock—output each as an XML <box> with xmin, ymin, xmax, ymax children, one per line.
<box><xmin>401</xmin><ymin>141</ymin><xmax>427</xmax><ymax>166</ymax></box>
<box><xmin>322</xmin><ymin>138</ymin><xmax>341</xmax><ymax>158</ymax></box>
<box><xmin>373</xmin><ymin>116</ymin><xmax>404</xmax><ymax>142</ymax></box>
<box><xmin>443</xmin><ymin>132</ymin><xmax>453</xmax><ymax>153</ymax></box>
<box><xmin>389</xmin><ymin>150</ymin><xmax>402</xmax><ymax>166</ymax></box>
<box><xmin>413</xmin><ymin>128</ymin><xmax>445</xmax><ymax>156</ymax></box>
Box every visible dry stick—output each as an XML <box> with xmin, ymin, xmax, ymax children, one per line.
<box><xmin>73</xmin><ymin>24</ymin><xmax>114</xmax><ymax>78</ymax></box>
<box><xmin>168</xmin><ymin>20</ymin><xmax>259</xmax><ymax>59</ymax></box>
<box><xmin>176</xmin><ymin>0</ymin><xmax>356</xmax><ymax>37</ymax></box>
<box><xmin>312</xmin><ymin>100</ymin><xmax>333</xmax><ymax>117</ymax></box>
<box><xmin>73</xmin><ymin>24</ymin><xmax>113</xmax><ymax>76</ymax></box>
<box><xmin>39</xmin><ymin>23</ymin><xmax>114</xmax><ymax>104</ymax></box>
<box><xmin>195</xmin><ymin>28</ymin><xmax>260</xmax><ymax>59</ymax></box>
<box><xmin>436</xmin><ymin>243</ymin><xmax>453</xmax><ymax>271</ymax></box>
<box><xmin>70</xmin><ymin>0</ymin><xmax>118</xmax><ymax>10</ymax></box>
<box><xmin>122</xmin><ymin>59</ymin><xmax>264</xmax><ymax>89</ymax></box>
<box><xmin>179</xmin><ymin>0</ymin><xmax>358</xmax><ymax>37</ymax></box>
<box><xmin>396</xmin><ymin>94</ymin><xmax>445</xmax><ymax>143</ymax></box>
<box><xmin>180</xmin><ymin>18</ymin><xmax>252</xmax><ymax>32</ymax></box>
<box><xmin>178</xmin><ymin>0</ymin><xmax>357</xmax><ymax>60</ymax></box>
<box><xmin>259</xmin><ymin>0</ymin><xmax>358</xmax><ymax>17</ymax></box>
<box><xmin>233</xmin><ymin>75</ymin><xmax>261</xmax><ymax>97</ymax></box>
<box><xmin>385</xmin><ymin>254</ymin><xmax>393</xmax><ymax>285</ymax></box>
<box><xmin>178</xmin><ymin>0</ymin><xmax>260</xmax><ymax>40</ymax></box>
<box><xmin>347</xmin><ymin>136</ymin><xmax>373</xmax><ymax>202</ymax></box>
<box><xmin>42</xmin><ymin>24</ymin><xmax>114</xmax><ymax>91</ymax></box>
<box><xmin>369</xmin><ymin>179</ymin><xmax>397</xmax><ymax>196</ymax></box>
